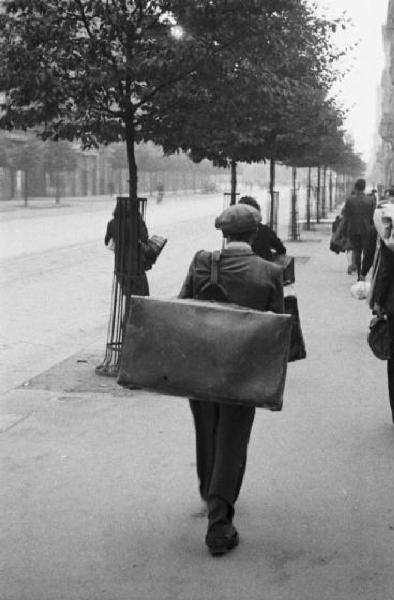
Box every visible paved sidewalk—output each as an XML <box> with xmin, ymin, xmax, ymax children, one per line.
<box><xmin>1</xmin><ymin>220</ymin><xmax>393</xmax><ymax>600</ymax></box>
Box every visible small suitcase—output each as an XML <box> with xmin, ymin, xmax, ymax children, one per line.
<box><xmin>118</xmin><ymin>296</ymin><xmax>292</xmax><ymax>410</ymax></box>
<box><xmin>273</xmin><ymin>254</ymin><xmax>295</xmax><ymax>285</ymax></box>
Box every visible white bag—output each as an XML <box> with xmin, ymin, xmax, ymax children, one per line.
<box><xmin>350</xmin><ymin>281</ymin><xmax>371</xmax><ymax>300</ymax></box>
<box><xmin>373</xmin><ymin>203</ymin><xmax>394</xmax><ymax>252</ymax></box>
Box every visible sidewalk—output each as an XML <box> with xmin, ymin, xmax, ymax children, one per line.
<box><xmin>1</xmin><ymin>221</ymin><xmax>393</xmax><ymax>600</ymax></box>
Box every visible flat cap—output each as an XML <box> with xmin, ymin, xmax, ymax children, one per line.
<box><xmin>215</xmin><ymin>204</ymin><xmax>261</xmax><ymax>234</ymax></box>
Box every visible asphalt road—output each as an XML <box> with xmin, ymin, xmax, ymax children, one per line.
<box><xmin>1</xmin><ymin>193</ymin><xmax>393</xmax><ymax>600</ymax></box>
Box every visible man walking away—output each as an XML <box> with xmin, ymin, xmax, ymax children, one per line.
<box><xmin>342</xmin><ymin>178</ymin><xmax>376</xmax><ymax>281</ymax></box>
<box><xmin>178</xmin><ymin>204</ymin><xmax>284</xmax><ymax>556</ymax></box>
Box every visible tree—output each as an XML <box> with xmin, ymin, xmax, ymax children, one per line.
<box><xmin>0</xmin><ymin>0</ymin><xmax>289</xmax><ymax>202</ymax></box>
<box><xmin>144</xmin><ymin>1</ymin><xmax>348</xmax><ymax>206</ymax></box>
<box><xmin>42</xmin><ymin>140</ymin><xmax>78</xmax><ymax>204</ymax></box>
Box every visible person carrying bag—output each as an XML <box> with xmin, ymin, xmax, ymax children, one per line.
<box><xmin>368</xmin><ymin>202</ymin><xmax>394</xmax><ymax>423</ymax></box>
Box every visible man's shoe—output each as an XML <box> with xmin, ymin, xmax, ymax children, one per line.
<box><xmin>205</xmin><ymin>524</ymin><xmax>239</xmax><ymax>556</ymax></box>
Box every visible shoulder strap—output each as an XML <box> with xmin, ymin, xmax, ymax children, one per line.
<box><xmin>210</xmin><ymin>250</ymin><xmax>221</xmax><ymax>284</ymax></box>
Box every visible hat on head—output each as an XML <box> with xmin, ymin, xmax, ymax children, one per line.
<box><xmin>215</xmin><ymin>204</ymin><xmax>261</xmax><ymax>234</ymax></box>
<box><xmin>239</xmin><ymin>195</ymin><xmax>261</xmax><ymax>212</ymax></box>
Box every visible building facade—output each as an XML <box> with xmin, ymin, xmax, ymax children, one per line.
<box><xmin>372</xmin><ymin>0</ymin><xmax>394</xmax><ymax>189</ymax></box>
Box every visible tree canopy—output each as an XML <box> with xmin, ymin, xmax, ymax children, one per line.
<box><xmin>0</xmin><ymin>0</ymin><xmax>360</xmax><ymax>200</ymax></box>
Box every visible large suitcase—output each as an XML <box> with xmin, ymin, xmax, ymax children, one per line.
<box><xmin>118</xmin><ymin>296</ymin><xmax>292</xmax><ymax>410</ymax></box>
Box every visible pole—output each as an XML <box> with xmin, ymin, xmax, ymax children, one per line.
<box><xmin>230</xmin><ymin>160</ymin><xmax>237</xmax><ymax>205</ymax></box>
<box><xmin>306</xmin><ymin>166</ymin><xmax>311</xmax><ymax>230</ymax></box>
<box><xmin>316</xmin><ymin>166</ymin><xmax>321</xmax><ymax>223</ymax></box>
<box><xmin>269</xmin><ymin>158</ymin><xmax>276</xmax><ymax>229</ymax></box>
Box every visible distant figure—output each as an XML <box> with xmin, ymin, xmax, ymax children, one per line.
<box><xmin>342</xmin><ymin>178</ymin><xmax>376</xmax><ymax>281</ymax></box>
<box><xmin>368</xmin><ymin>188</ymin><xmax>378</xmax><ymax>207</ymax></box>
<box><xmin>238</xmin><ymin>196</ymin><xmax>286</xmax><ymax>262</ymax></box>
<box><xmin>156</xmin><ymin>182</ymin><xmax>165</xmax><ymax>205</ymax></box>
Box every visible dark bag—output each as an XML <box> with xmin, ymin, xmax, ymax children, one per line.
<box><xmin>330</xmin><ymin>218</ymin><xmax>347</xmax><ymax>254</ymax></box>
<box><xmin>143</xmin><ymin>235</ymin><xmax>167</xmax><ymax>270</ymax></box>
<box><xmin>367</xmin><ymin>316</ymin><xmax>391</xmax><ymax>360</ymax></box>
<box><xmin>284</xmin><ymin>294</ymin><xmax>307</xmax><ymax>362</ymax></box>
<box><xmin>273</xmin><ymin>254</ymin><xmax>295</xmax><ymax>285</ymax></box>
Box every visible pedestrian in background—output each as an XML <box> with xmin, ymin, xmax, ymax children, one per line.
<box><xmin>178</xmin><ymin>204</ymin><xmax>284</xmax><ymax>556</ymax></box>
<box><xmin>370</xmin><ymin>194</ymin><xmax>394</xmax><ymax>423</ymax></box>
<box><xmin>238</xmin><ymin>195</ymin><xmax>287</xmax><ymax>262</ymax></box>
<box><xmin>342</xmin><ymin>178</ymin><xmax>376</xmax><ymax>281</ymax></box>
<box><xmin>369</xmin><ymin>238</ymin><xmax>394</xmax><ymax>424</ymax></box>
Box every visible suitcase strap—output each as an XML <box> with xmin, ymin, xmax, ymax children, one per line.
<box><xmin>210</xmin><ymin>250</ymin><xmax>221</xmax><ymax>284</ymax></box>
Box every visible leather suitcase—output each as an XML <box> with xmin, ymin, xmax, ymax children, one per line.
<box><xmin>118</xmin><ymin>296</ymin><xmax>292</xmax><ymax>410</ymax></box>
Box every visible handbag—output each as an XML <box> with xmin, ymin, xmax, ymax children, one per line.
<box><xmin>143</xmin><ymin>235</ymin><xmax>167</xmax><ymax>270</ymax></box>
<box><xmin>284</xmin><ymin>293</ymin><xmax>306</xmax><ymax>362</ymax></box>
<box><xmin>367</xmin><ymin>315</ymin><xmax>391</xmax><ymax>360</ymax></box>
<box><xmin>329</xmin><ymin>217</ymin><xmax>347</xmax><ymax>254</ymax></box>
<box><xmin>273</xmin><ymin>254</ymin><xmax>295</xmax><ymax>285</ymax></box>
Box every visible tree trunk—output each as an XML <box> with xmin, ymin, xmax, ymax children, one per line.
<box><xmin>9</xmin><ymin>168</ymin><xmax>15</xmax><ymax>200</ymax></box>
<box><xmin>290</xmin><ymin>166</ymin><xmax>298</xmax><ymax>240</ymax></box>
<box><xmin>230</xmin><ymin>160</ymin><xmax>237</xmax><ymax>205</ymax></box>
<box><xmin>55</xmin><ymin>172</ymin><xmax>60</xmax><ymax>205</ymax></box>
<box><xmin>329</xmin><ymin>170</ymin><xmax>333</xmax><ymax>212</ymax></box>
<box><xmin>125</xmin><ymin>117</ymin><xmax>138</xmax><ymax>201</ymax></box>
<box><xmin>316</xmin><ymin>166</ymin><xmax>321</xmax><ymax>223</ymax></box>
<box><xmin>24</xmin><ymin>171</ymin><xmax>28</xmax><ymax>208</ymax></box>
<box><xmin>322</xmin><ymin>166</ymin><xmax>327</xmax><ymax>218</ymax></box>
<box><xmin>269</xmin><ymin>157</ymin><xmax>276</xmax><ymax>229</ymax></box>
<box><xmin>306</xmin><ymin>166</ymin><xmax>312</xmax><ymax>230</ymax></box>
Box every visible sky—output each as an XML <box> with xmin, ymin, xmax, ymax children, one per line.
<box><xmin>312</xmin><ymin>0</ymin><xmax>389</xmax><ymax>163</ymax></box>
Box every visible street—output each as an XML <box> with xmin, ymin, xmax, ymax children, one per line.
<box><xmin>1</xmin><ymin>193</ymin><xmax>393</xmax><ymax>600</ymax></box>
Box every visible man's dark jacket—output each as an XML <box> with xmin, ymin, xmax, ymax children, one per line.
<box><xmin>343</xmin><ymin>192</ymin><xmax>375</xmax><ymax>237</ymax></box>
<box><xmin>179</xmin><ymin>245</ymin><xmax>284</xmax><ymax>313</ymax></box>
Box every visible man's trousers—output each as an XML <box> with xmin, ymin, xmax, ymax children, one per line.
<box><xmin>189</xmin><ymin>399</ymin><xmax>255</xmax><ymax>508</ymax></box>
<box><xmin>350</xmin><ymin>232</ymin><xmax>376</xmax><ymax>278</ymax></box>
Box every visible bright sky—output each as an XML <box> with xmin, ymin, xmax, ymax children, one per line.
<box><xmin>312</xmin><ymin>0</ymin><xmax>389</xmax><ymax>163</ymax></box>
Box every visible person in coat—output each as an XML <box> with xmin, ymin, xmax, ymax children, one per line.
<box><xmin>238</xmin><ymin>195</ymin><xmax>287</xmax><ymax>262</ymax></box>
<box><xmin>178</xmin><ymin>203</ymin><xmax>284</xmax><ymax>556</ymax></box>
<box><xmin>342</xmin><ymin>178</ymin><xmax>376</xmax><ymax>281</ymax></box>
<box><xmin>104</xmin><ymin>202</ymin><xmax>149</xmax><ymax>298</ymax></box>
<box><xmin>370</xmin><ymin>210</ymin><xmax>394</xmax><ymax>423</ymax></box>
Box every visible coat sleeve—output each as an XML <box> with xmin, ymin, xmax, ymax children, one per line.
<box><xmin>178</xmin><ymin>252</ymin><xmax>201</xmax><ymax>299</ymax></box>
<box><xmin>269</xmin><ymin>229</ymin><xmax>286</xmax><ymax>255</ymax></box>
<box><xmin>104</xmin><ymin>219</ymin><xmax>114</xmax><ymax>246</ymax></box>
<box><xmin>268</xmin><ymin>267</ymin><xmax>285</xmax><ymax>314</ymax></box>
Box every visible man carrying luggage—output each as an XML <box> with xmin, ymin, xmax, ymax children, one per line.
<box><xmin>178</xmin><ymin>203</ymin><xmax>284</xmax><ymax>556</ymax></box>
<box><xmin>342</xmin><ymin>178</ymin><xmax>376</xmax><ymax>281</ymax></box>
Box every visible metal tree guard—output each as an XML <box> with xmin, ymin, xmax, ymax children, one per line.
<box><xmin>96</xmin><ymin>195</ymin><xmax>147</xmax><ymax>377</ymax></box>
